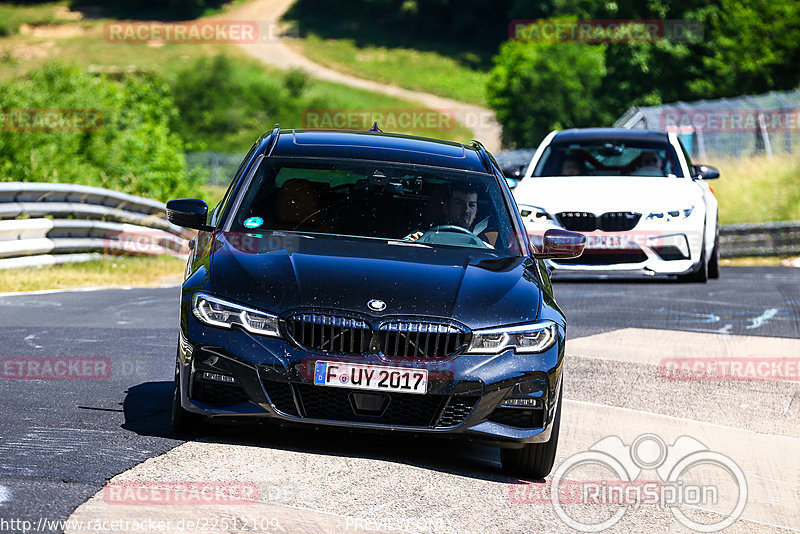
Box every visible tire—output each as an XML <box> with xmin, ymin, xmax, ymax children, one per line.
<box><xmin>171</xmin><ymin>361</ymin><xmax>205</xmax><ymax>437</ymax></box>
<box><xmin>500</xmin><ymin>386</ymin><xmax>562</xmax><ymax>479</ymax></box>
<box><xmin>708</xmin><ymin>223</ymin><xmax>720</xmax><ymax>279</ymax></box>
<box><xmin>677</xmin><ymin>247</ymin><xmax>708</xmax><ymax>283</ymax></box>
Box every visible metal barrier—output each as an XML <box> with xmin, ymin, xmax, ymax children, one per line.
<box><xmin>720</xmin><ymin>221</ymin><xmax>800</xmax><ymax>258</ymax></box>
<box><xmin>0</xmin><ymin>182</ymin><xmax>192</xmax><ymax>270</ymax></box>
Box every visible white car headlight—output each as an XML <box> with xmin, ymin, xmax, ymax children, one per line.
<box><xmin>646</xmin><ymin>206</ymin><xmax>694</xmax><ymax>222</ymax></box>
<box><xmin>192</xmin><ymin>293</ymin><xmax>281</xmax><ymax>337</ymax></box>
<box><xmin>518</xmin><ymin>204</ymin><xmax>553</xmax><ymax>224</ymax></box>
<box><xmin>466</xmin><ymin>321</ymin><xmax>557</xmax><ymax>354</ymax></box>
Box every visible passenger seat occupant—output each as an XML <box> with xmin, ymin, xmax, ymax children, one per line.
<box><xmin>274</xmin><ymin>179</ymin><xmax>322</xmax><ymax>227</ymax></box>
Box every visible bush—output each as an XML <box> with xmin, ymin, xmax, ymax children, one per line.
<box><xmin>0</xmin><ymin>62</ymin><xmax>200</xmax><ymax>201</ymax></box>
<box><xmin>486</xmin><ymin>40</ymin><xmax>608</xmax><ymax>148</ymax></box>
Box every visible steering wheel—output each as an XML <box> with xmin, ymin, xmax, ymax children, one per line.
<box><xmin>416</xmin><ymin>225</ymin><xmax>487</xmax><ymax>247</ymax></box>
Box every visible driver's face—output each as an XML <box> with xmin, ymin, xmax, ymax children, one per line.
<box><xmin>445</xmin><ymin>191</ymin><xmax>478</xmax><ymax>228</ymax></box>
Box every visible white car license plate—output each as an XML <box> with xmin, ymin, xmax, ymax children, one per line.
<box><xmin>586</xmin><ymin>234</ymin><xmax>633</xmax><ymax>249</ymax></box>
<box><xmin>313</xmin><ymin>361</ymin><xmax>428</xmax><ymax>394</ymax></box>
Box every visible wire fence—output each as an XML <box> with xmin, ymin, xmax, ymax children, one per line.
<box><xmin>185</xmin><ymin>151</ymin><xmax>243</xmax><ymax>185</ymax></box>
<box><xmin>615</xmin><ymin>88</ymin><xmax>800</xmax><ymax>159</ymax></box>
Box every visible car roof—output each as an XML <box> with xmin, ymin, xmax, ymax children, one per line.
<box><xmin>551</xmin><ymin>128</ymin><xmax>670</xmax><ymax>143</ymax></box>
<box><xmin>266</xmin><ymin>129</ymin><xmax>491</xmax><ymax>173</ymax></box>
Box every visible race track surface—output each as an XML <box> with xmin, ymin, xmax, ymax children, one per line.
<box><xmin>0</xmin><ymin>267</ymin><xmax>797</xmax><ymax>533</ymax></box>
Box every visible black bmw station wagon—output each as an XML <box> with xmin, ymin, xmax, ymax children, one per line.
<box><xmin>166</xmin><ymin>126</ymin><xmax>584</xmax><ymax>478</ymax></box>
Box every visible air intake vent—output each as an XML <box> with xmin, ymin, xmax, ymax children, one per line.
<box><xmin>556</xmin><ymin>212</ymin><xmax>597</xmax><ymax>232</ymax></box>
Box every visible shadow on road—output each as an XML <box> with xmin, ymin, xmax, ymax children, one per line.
<box><xmin>121</xmin><ymin>381</ymin><xmax>530</xmax><ymax>485</ymax></box>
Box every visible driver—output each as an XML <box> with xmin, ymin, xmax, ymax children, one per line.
<box><xmin>405</xmin><ymin>185</ymin><xmax>494</xmax><ymax>246</ymax></box>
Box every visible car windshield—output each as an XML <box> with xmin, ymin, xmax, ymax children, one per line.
<box><xmin>533</xmin><ymin>139</ymin><xmax>684</xmax><ymax>177</ymax></box>
<box><xmin>229</xmin><ymin>158</ymin><xmax>524</xmax><ymax>256</ymax></box>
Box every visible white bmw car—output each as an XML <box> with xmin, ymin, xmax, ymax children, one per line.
<box><xmin>510</xmin><ymin>128</ymin><xmax>720</xmax><ymax>282</ymax></box>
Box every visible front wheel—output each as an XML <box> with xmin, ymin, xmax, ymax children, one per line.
<box><xmin>171</xmin><ymin>361</ymin><xmax>205</xmax><ymax>437</ymax></box>
<box><xmin>500</xmin><ymin>387</ymin><xmax>562</xmax><ymax>479</ymax></box>
<box><xmin>708</xmin><ymin>224</ymin><xmax>720</xmax><ymax>279</ymax></box>
<box><xmin>677</xmin><ymin>247</ymin><xmax>708</xmax><ymax>283</ymax></box>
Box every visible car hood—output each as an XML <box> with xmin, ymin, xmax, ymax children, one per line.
<box><xmin>206</xmin><ymin>232</ymin><xmax>542</xmax><ymax>329</ymax></box>
<box><xmin>514</xmin><ymin>176</ymin><xmax>703</xmax><ymax>214</ymax></box>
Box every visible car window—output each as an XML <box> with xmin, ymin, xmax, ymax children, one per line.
<box><xmin>230</xmin><ymin>158</ymin><xmax>524</xmax><ymax>256</ymax></box>
<box><xmin>533</xmin><ymin>140</ymin><xmax>684</xmax><ymax>178</ymax></box>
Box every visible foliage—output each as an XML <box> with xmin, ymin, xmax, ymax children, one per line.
<box><xmin>487</xmin><ymin>40</ymin><xmax>607</xmax><ymax>147</ymax></box>
<box><xmin>0</xmin><ymin>62</ymin><xmax>199</xmax><ymax>200</ymax></box>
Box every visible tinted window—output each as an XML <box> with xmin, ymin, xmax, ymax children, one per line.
<box><xmin>533</xmin><ymin>139</ymin><xmax>684</xmax><ymax>177</ymax></box>
<box><xmin>231</xmin><ymin>158</ymin><xmax>524</xmax><ymax>255</ymax></box>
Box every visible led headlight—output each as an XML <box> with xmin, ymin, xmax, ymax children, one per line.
<box><xmin>646</xmin><ymin>206</ymin><xmax>694</xmax><ymax>221</ymax></box>
<box><xmin>518</xmin><ymin>204</ymin><xmax>553</xmax><ymax>224</ymax></box>
<box><xmin>192</xmin><ymin>293</ymin><xmax>280</xmax><ymax>337</ymax></box>
<box><xmin>466</xmin><ymin>321</ymin><xmax>557</xmax><ymax>354</ymax></box>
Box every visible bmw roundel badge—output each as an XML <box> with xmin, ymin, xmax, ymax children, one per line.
<box><xmin>367</xmin><ymin>299</ymin><xmax>386</xmax><ymax>312</ymax></box>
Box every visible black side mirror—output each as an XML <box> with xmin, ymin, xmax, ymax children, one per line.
<box><xmin>693</xmin><ymin>165</ymin><xmax>720</xmax><ymax>180</ymax></box>
<box><xmin>502</xmin><ymin>164</ymin><xmax>527</xmax><ymax>179</ymax></box>
<box><xmin>535</xmin><ymin>229</ymin><xmax>586</xmax><ymax>259</ymax></box>
<box><xmin>166</xmin><ymin>198</ymin><xmax>213</xmax><ymax>231</ymax></box>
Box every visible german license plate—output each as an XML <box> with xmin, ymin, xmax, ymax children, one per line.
<box><xmin>313</xmin><ymin>361</ymin><xmax>428</xmax><ymax>394</ymax></box>
<box><xmin>586</xmin><ymin>234</ymin><xmax>632</xmax><ymax>249</ymax></box>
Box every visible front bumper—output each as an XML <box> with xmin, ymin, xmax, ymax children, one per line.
<box><xmin>530</xmin><ymin>223</ymin><xmax>705</xmax><ymax>275</ymax></box>
<box><xmin>177</xmin><ymin>312</ymin><xmax>564</xmax><ymax>447</ymax></box>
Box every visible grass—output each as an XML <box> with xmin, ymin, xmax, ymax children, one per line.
<box><xmin>287</xmin><ymin>34</ymin><xmax>490</xmax><ymax>106</ymax></box>
<box><xmin>711</xmin><ymin>154</ymin><xmax>800</xmax><ymax>224</ymax></box>
<box><xmin>0</xmin><ymin>15</ymin><xmax>474</xmax><ymax>153</ymax></box>
<box><xmin>0</xmin><ymin>254</ymin><xmax>185</xmax><ymax>293</ymax></box>
<box><xmin>720</xmin><ymin>257</ymin><xmax>789</xmax><ymax>267</ymax></box>
<box><xmin>0</xmin><ymin>2</ymin><xmax>64</xmax><ymax>37</ymax></box>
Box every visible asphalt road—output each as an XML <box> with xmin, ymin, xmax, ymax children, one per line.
<box><xmin>0</xmin><ymin>267</ymin><xmax>797</xmax><ymax>533</ymax></box>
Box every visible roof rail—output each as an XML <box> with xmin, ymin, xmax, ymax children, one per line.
<box><xmin>470</xmin><ymin>140</ymin><xmax>499</xmax><ymax>174</ymax></box>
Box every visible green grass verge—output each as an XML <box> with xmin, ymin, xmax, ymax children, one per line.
<box><xmin>712</xmin><ymin>154</ymin><xmax>800</xmax><ymax>224</ymax></box>
<box><xmin>288</xmin><ymin>34</ymin><xmax>490</xmax><ymax>106</ymax></box>
<box><xmin>1</xmin><ymin>254</ymin><xmax>185</xmax><ymax>293</ymax></box>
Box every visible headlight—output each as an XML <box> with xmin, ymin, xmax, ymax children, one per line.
<box><xmin>192</xmin><ymin>293</ymin><xmax>281</xmax><ymax>337</ymax></box>
<box><xmin>466</xmin><ymin>321</ymin><xmax>557</xmax><ymax>354</ymax></box>
<box><xmin>646</xmin><ymin>206</ymin><xmax>694</xmax><ymax>221</ymax></box>
<box><xmin>518</xmin><ymin>204</ymin><xmax>553</xmax><ymax>224</ymax></box>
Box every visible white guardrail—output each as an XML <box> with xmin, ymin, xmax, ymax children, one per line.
<box><xmin>0</xmin><ymin>182</ymin><xmax>192</xmax><ymax>270</ymax></box>
<box><xmin>0</xmin><ymin>182</ymin><xmax>796</xmax><ymax>269</ymax></box>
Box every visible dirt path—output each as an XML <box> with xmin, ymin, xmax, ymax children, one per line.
<box><xmin>222</xmin><ymin>0</ymin><xmax>502</xmax><ymax>151</ymax></box>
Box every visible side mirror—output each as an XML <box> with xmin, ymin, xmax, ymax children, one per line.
<box><xmin>166</xmin><ymin>198</ymin><xmax>213</xmax><ymax>231</ymax></box>
<box><xmin>535</xmin><ymin>229</ymin><xmax>585</xmax><ymax>259</ymax></box>
<box><xmin>693</xmin><ymin>164</ymin><xmax>720</xmax><ymax>180</ymax></box>
<box><xmin>502</xmin><ymin>164</ymin><xmax>527</xmax><ymax>179</ymax></box>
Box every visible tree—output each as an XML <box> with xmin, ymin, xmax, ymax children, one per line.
<box><xmin>487</xmin><ymin>40</ymin><xmax>607</xmax><ymax>147</ymax></box>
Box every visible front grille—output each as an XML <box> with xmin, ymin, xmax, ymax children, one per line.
<box><xmin>436</xmin><ymin>396</ymin><xmax>479</xmax><ymax>427</ymax></box>
<box><xmin>285</xmin><ymin>312</ymin><xmax>469</xmax><ymax>361</ymax></box>
<box><xmin>557</xmin><ymin>212</ymin><xmax>596</xmax><ymax>232</ymax></box>
<box><xmin>489</xmin><ymin>408</ymin><xmax>544</xmax><ymax>428</ymax></box>
<box><xmin>285</xmin><ymin>313</ymin><xmax>371</xmax><ymax>354</ymax></box>
<box><xmin>555</xmin><ymin>248</ymin><xmax>648</xmax><ymax>265</ymax></box>
<box><xmin>262</xmin><ymin>379</ymin><xmax>299</xmax><ymax>416</ymax></box>
<box><xmin>293</xmin><ymin>383</ymin><xmax>446</xmax><ymax>426</ymax></box>
<box><xmin>378</xmin><ymin>322</ymin><xmax>467</xmax><ymax>360</ymax></box>
<box><xmin>599</xmin><ymin>212</ymin><xmax>641</xmax><ymax>231</ymax></box>
<box><xmin>191</xmin><ymin>380</ymin><xmax>250</xmax><ymax>407</ymax></box>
